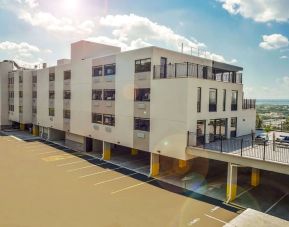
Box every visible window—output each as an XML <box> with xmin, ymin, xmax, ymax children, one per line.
<box><xmin>64</xmin><ymin>70</ymin><xmax>71</xmax><ymax>80</ymax></box>
<box><xmin>134</xmin><ymin>118</ymin><xmax>150</xmax><ymax>132</ymax></box>
<box><xmin>209</xmin><ymin>89</ymin><xmax>217</xmax><ymax>112</ymax></box>
<box><xmin>92</xmin><ymin>90</ymin><xmax>102</xmax><ymax>100</ymax></box>
<box><xmin>32</xmin><ymin>91</ymin><xmax>37</xmax><ymax>99</ymax></box>
<box><xmin>103</xmin><ymin>89</ymin><xmax>115</xmax><ymax>100</ymax></box>
<box><xmin>9</xmin><ymin>105</ymin><xmax>14</xmax><ymax>112</ymax></box>
<box><xmin>63</xmin><ymin>110</ymin><xmax>70</xmax><ymax>119</ymax></box>
<box><xmin>93</xmin><ymin>66</ymin><xmax>102</xmax><ymax>77</ymax></box>
<box><xmin>223</xmin><ymin>89</ymin><xmax>226</xmax><ymax>111</ymax></box>
<box><xmin>135</xmin><ymin>58</ymin><xmax>151</xmax><ymax>73</ymax></box>
<box><xmin>19</xmin><ymin>91</ymin><xmax>23</xmax><ymax>98</ymax></box>
<box><xmin>197</xmin><ymin>87</ymin><xmax>201</xmax><ymax>113</ymax></box>
<box><xmin>49</xmin><ymin>73</ymin><xmax>55</xmax><ymax>81</ymax></box>
<box><xmin>103</xmin><ymin>114</ymin><xmax>115</xmax><ymax>126</ymax></box>
<box><xmin>48</xmin><ymin>91</ymin><xmax>54</xmax><ymax>99</ymax></box>
<box><xmin>203</xmin><ymin>67</ymin><xmax>208</xmax><ymax>79</ymax></box>
<box><xmin>32</xmin><ymin>107</ymin><xmax>37</xmax><ymax>114</ymax></box>
<box><xmin>231</xmin><ymin>117</ymin><xmax>237</xmax><ymax>137</ymax></box>
<box><xmin>19</xmin><ymin>76</ymin><xmax>23</xmax><ymax>83</ymax></box>
<box><xmin>19</xmin><ymin>106</ymin><xmax>23</xmax><ymax>113</ymax></box>
<box><xmin>104</xmin><ymin>64</ymin><xmax>116</xmax><ymax>76</ymax></box>
<box><xmin>49</xmin><ymin>108</ymin><xmax>55</xmax><ymax>116</ymax></box>
<box><xmin>92</xmin><ymin>113</ymin><xmax>102</xmax><ymax>124</ymax></box>
<box><xmin>231</xmin><ymin>90</ymin><xmax>238</xmax><ymax>111</ymax></box>
<box><xmin>135</xmin><ymin>88</ymin><xmax>150</xmax><ymax>101</ymax></box>
<box><xmin>32</xmin><ymin>75</ymin><xmax>37</xmax><ymax>83</ymax></box>
<box><xmin>64</xmin><ymin>90</ymin><xmax>71</xmax><ymax>99</ymax></box>
<box><xmin>9</xmin><ymin>92</ymin><xmax>14</xmax><ymax>98</ymax></box>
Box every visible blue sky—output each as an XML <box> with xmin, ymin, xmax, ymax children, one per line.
<box><xmin>0</xmin><ymin>0</ymin><xmax>289</xmax><ymax>99</ymax></box>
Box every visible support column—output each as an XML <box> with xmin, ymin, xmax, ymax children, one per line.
<box><xmin>178</xmin><ymin>160</ymin><xmax>187</xmax><ymax>169</ymax></box>
<box><xmin>131</xmin><ymin>148</ymin><xmax>138</xmax><ymax>156</ymax></box>
<box><xmin>20</xmin><ymin>123</ymin><xmax>25</xmax><ymax>130</ymax></box>
<box><xmin>102</xmin><ymin>142</ymin><xmax>111</xmax><ymax>161</ymax></box>
<box><xmin>251</xmin><ymin>168</ymin><xmax>260</xmax><ymax>187</ymax></box>
<box><xmin>150</xmin><ymin>153</ymin><xmax>160</xmax><ymax>177</ymax></box>
<box><xmin>226</xmin><ymin>163</ymin><xmax>238</xmax><ymax>202</ymax></box>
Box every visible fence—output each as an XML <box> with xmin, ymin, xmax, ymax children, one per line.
<box><xmin>187</xmin><ymin>132</ymin><xmax>289</xmax><ymax>165</ymax></box>
<box><xmin>153</xmin><ymin>63</ymin><xmax>243</xmax><ymax>84</ymax></box>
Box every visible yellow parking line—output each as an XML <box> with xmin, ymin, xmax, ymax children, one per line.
<box><xmin>57</xmin><ymin>157</ymin><xmax>98</xmax><ymax>167</ymax></box>
<box><xmin>67</xmin><ymin>165</ymin><xmax>95</xmax><ymax>172</ymax></box>
<box><xmin>79</xmin><ymin>167</ymin><xmax>123</xmax><ymax>179</ymax></box>
<box><xmin>204</xmin><ymin>214</ymin><xmax>227</xmax><ymax>224</ymax></box>
<box><xmin>94</xmin><ymin>172</ymin><xmax>138</xmax><ymax>186</ymax></box>
<box><xmin>35</xmin><ymin>151</ymin><xmax>61</xmax><ymax>155</ymax></box>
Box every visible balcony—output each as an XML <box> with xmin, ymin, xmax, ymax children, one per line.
<box><xmin>153</xmin><ymin>63</ymin><xmax>243</xmax><ymax>84</ymax></box>
<box><xmin>243</xmin><ymin>99</ymin><xmax>256</xmax><ymax>110</ymax></box>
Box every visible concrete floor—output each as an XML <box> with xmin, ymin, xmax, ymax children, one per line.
<box><xmin>0</xmin><ymin>135</ymin><xmax>239</xmax><ymax>227</ymax></box>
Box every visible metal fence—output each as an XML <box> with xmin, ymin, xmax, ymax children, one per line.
<box><xmin>153</xmin><ymin>63</ymin><xmax>243</xmax><ymax>84</ymax></box>
<box><xmin>187</xmin><ymin>132</ymin><xmax>289</xmax><ymax>165</ymax></box>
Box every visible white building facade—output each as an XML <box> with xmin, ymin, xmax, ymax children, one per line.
<box><xmin>0</xmin><ymin>40</ymin><xmax>256</xmax><ymax>176</ymax></box>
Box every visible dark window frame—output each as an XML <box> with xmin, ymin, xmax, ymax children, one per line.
<box><xmin>104</xmin><ymin>64</ymin><xmax>116</xmax><ymax>76</ymax></box>
<box><xmin>135</xmin><ymin>88</ymin><xmax>150</xmax><ymax>102</ymax></box>
<box><xmin>103</xmin><ymin>89</ymin><xmax>115</xmax><ymax>101</ymax></box>
<box><xmin>135</xmin><ymin>58</ymin><xmax>151</xmax><ymax>73</ymax></box>
<box><xmin>134</xmin><ymin>118</ymin><xmax>150</xmax><ymax>132</ymax></box>
<box><xmin>197</xmin><ymin>87</ymin><xmax>201</xmax><ymax>113</ymax></box>
<box><xmin>49</xmin><ymin>73</ymin><xmax>55</xmax><ymax>82</ymax></box>
<box><xmin>92</xmin><ymin>89</ymin><xmax>102</xmax><ymax>100</ymax></box>
<box><xmin>92</xmin><ymin>113</ymin><xmax>103</xmax><ymax>124</ymax></box>
<box><xmin>49</xmin><ymin>108</ymin><xmax>55</xmax><ymax>117</ymax></box>
<box><xmin>92</xmin><ymin>66</ymin><xmax>103</xmax><ymax>77</ymax></box>
<box><xmin>63</xmin><ymin>109</ymin><xmax>71</xmax><ymax>119</ymax></box>
<box><xmin>209</xmin><ymin>88</ymin><xmax>217</xmax><ymax>112</ymax></box>
<box><xmin>64</xmin><ymin>70</ymin><xmax>71</xmax><ymax>80</ymax></box>
<box><xmin>63</xmin><ymin>90</ymin><xmax>71</xmax><ymax>100</ymax></box>
<box><xmin>103</xmin><ymin>114</ymin><xmax>115</xmax><ymax>126</ymax></box>
<box><xmin>231</xmin><ymin>90</ymin><xmax>238</xmax><ymax>111</ymax></box>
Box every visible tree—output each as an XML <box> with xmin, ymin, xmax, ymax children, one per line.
<box><xmin>256</xmin><ymin>113</ymin><xmax>263</xmax><ymax>129</ymax></box>
<box><xmin>283</xmin><ymin>118</ymin><xmax>289</xmax><ymax>131</ymax></box>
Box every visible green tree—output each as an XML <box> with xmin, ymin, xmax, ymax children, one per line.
<box><xmin>256</xmin><ymin>113</ymin><xmax>263</xmax><ymax>129</ymax></box>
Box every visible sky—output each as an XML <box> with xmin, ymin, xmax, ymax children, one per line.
<box><xmin>0</xmin><ymin>0</ymin><xmax>288</xmax><ymax>99</ymax></box>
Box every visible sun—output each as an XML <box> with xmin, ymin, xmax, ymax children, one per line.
<box><xmin>62</xmin><ymin>0</ymin><xmax>79</xmax><ymax>12</ymax></box>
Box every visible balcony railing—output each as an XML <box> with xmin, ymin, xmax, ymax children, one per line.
<box><xmin>242</xmin><ymin>99</ymin><xmax>256</xmax><ymax>110</ymax></box>
<box><xmin>153</xmin><ymin>63</ymin><xmax>243</xmax><ymax>84</ymax></box>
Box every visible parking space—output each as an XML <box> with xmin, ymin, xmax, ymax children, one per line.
<box><xmin>0</xmin><ymin>135</ymin><xmax>239</xmax><ymax>227</ymax></box>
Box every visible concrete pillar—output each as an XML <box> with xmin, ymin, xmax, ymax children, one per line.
<box><xmin>32</xmin><ymin>125</ymin><xmax>39</xmax><ymax>136</ymax></box>
<box><xmin>102</xmin><ymin>142</ymin><xmax>111</xmax><ymax>161</ymax></box>
<box><xmin>150</xmin><ymin>153</ymin><xmax>160</xmax><ymax>177</ymax></box>
<box><xmin>20</xmin><ymin>123</ymin><xmax>25</xmax><ymax>130</ymax></box>
<box><xmin>226</xmin><ymin>118</ymin><xmax>231</xmax><ymax>139</ymax></box>
<box><xmin>178</xmin><ymin>160</ymin><xmax>187</xmax><ymax>169</ymax></box>
<box><xmin>226</xmin><ymin>163</ymin><xmax>238</xmax><ymax>202</ymax></box>
<box><xmin>251</xmin><ymin>168</ymin><xmax>260</xmax><ymax>187</ymax></box>
<box><xmin>131</xmin><ymin>148</ymin><xmax>138</xmax><ymax>156</ymax></box>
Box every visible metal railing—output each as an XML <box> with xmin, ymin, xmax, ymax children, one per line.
<box><xmin>153</xmin><ymin>63</ymin><xmax>243</xmax><ymax>84</ymax></box>
<box><xmin>187</xmin><ymin>132</ymin><xmax>289</xmax><ymax>164</ymax></box>
<box><xmin>242</xmin><ymin>99</ymin><xmax>256</xmax><ymax>109</ymax></box>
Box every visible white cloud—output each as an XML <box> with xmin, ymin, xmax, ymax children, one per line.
<box><xmin>259</xmin><ymin>34</ymin><xmax>289</xmax><ymax>50</ymax></box>
<box><xmin>280</xmin><ymin>55</ymin><xmax>288</xmax><ymax>59</ymax></box>
<box><xmin>219</xmin><ymin>0</ymin><xmax>289</xmax><ymax>22</ymax></box>
<box><xmin>0</xmin><ymin>41</ymin><xmax>40</xmax><ymax>56</ymax></box>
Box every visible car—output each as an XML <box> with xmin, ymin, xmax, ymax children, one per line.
<box><xmin>255</xmin><ymin>133</ymin><xmax>269</xmax><ymax>145</ymax></box>
<box><xmin>276</xmin><ymin>135</ymin><xmax>289</xmax><ymax>143</ymax></box>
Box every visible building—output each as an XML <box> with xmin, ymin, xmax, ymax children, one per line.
<box><xmin>0</xmin><ymin>40</ymin><xmax>257</xmax><ymax>197</ymax></box>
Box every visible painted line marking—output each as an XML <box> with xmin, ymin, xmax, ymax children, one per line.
<box><xmin>111</xmin><ymin>174</ymin><xmax>168</xmax><ymax>195</ymax></box>
<box><xmin>57</xmin><ymin>157</ymin><xmax>98</xmax><ymax>167</ymax></box>
<box><xmin>67</xmin><ymin>165</ymin><xmax>96</xmax><ymax>172</ymax></box>
<box><xmin>265</xmin><ymin>193</ymin><xmax>288</xmax><ymax>213</ymax></box>
<box><xmin>235</xmin><ymin>187</ymin><xmax>254</xmax><ymax>199</ymax></box>
<box><xmin>79</xmin><ymin>167</ymin><xmax>123</xmax><ymax>179</ymax></box>
<box><xmin>35</xmin><ymin>151</ymin><xmax>60</xmax><ymax>155</ymax></box>
<box><xmin>204</xmin><ymin>214</ymin><xmax>227</xmax><ymax>224</ymax></box>
<box><xmin>187</xmin><ymin>218</ymin><xmax>200</xmax><ymax>226</ymax></box>
<box><xmin>41</xmin><ymin>154</ymin><xmax>85</xmax><ymax>162</ymax></box>
<box><xmin>210</xmin><ymin>206</ymin><xmax>220</xmax><ymax>213</ymax></box>
<box><xmin>94</xmin><ymin>172</ymin><xmax>138</xmax><ymax>186</ymax></box>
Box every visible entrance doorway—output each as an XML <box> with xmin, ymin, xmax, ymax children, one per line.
<box><xmin>85</xmin><ymin>137</ymin><xmax>93</xmax><ymax>152</ymax></box>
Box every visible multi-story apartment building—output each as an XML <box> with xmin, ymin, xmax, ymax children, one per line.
<box><xmin>0</xmin><ymin>40</ymin><xmax>256</xmax><ymax>178</ymax></box>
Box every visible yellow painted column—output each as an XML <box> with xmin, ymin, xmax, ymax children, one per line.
<box><xmin>102</xmin><ymin>142</ymin><xmax>111</xmax><ymax>161</ymax></box>
<box><xmin>179</xmin><ymin>160</ymin><xmax>187</xmax><ymax>169</ymax></box>
<box><xmin>131</xmin><ymin>148</ymin><xmax>138</xmax><ymax>156</ymax></box>
<box><xmin>251</xmin><ymin>168</ymin><xmax>260</xmax><ymax>187</ymax></box>
<box><xmin>150</xmin><ymin>153</ymin><xmax>160</xmax><ymax>177</ymax></box>
<box><xmin>20</xmin><ymin>123</ymin><xmax>25</xmax><ymax>130</ymax></box>
<box><xmin>32</xmin><ymin>125</ymin><xmax>39</xmax><ymax>136</ymax></box>
<box><xmin>226</xmin><ymin>163</ymin><xmax>238</xmax><ymax>202</ymax></box>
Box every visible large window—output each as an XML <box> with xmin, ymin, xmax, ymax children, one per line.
<box><xmin>64</xmin><ymin>90</ymin><xmax>71</xmax><ymax>100</ymax></box>
<box><xmin>197</xmin><ymin>87</ymin><xmax>201</xmax><ymax>113</ymax></box>
<box><xmin>231</xmin><ymin>117</ymin><xmax>237</xmax><ymax>137</ymax></box>
<box><xmin>19</xmin><ymin>76</ymin><xmax>23</xmax><ymax>83</ymax></box>
<box><xmin>19</xmin><ymin>91</ymin><xmax>23</xmax><ymax>98</ymax></box>
<box><xmin>134</xmin><ymin>118</ymin><xmax>150</xmax><ymax>132</ymax></box>
<box><xmin>63</xmin><ymin>110</ymin><xmax>70</xmax><ymax>119</ymax></box>
<box><xmin>49</xmin><ymin>108</ymin><xmax>55</xmax><ymax>116</ymax></box>
<box><xmin>135</xmin><ymin>88</ymin><xmax>150</xmax><ymax>101</ymax></box>
<box><xmin>49</xmin><ymin>91</ymin><xmax>55</xmax><ymax>99</ymax></box>
<box><xmin>19</xmin><ymin>106</ymin><xmax>23</xmax><ymax>113</ymax></box>
<box><xmin>9</xmin><ymin>105</ymin><xmax>14</xmax><ymax>112</ymax></box>
<box><xmin>92</xmin><ymin>113</ymin><xmax>102</xmax><ymax>124</ymax></box>
<box><xmin>104</xmin><ymin>64</ymin><xmax>116</xmax><ymax>76</ymax></box>
<box><xmin>223</xmin><ymin>89</ymin><xmax>226</xmax><ymax>111</ymax></box>
<box><xmin>103</xmin><ymin>114</ymin><xmax>115</xmax><ymax>126</ymax></box>
<box><xmin>32</xmin><ymin>91</ymin><xmax>37</xmax><ymax>99</ymax></box>
<box><xmin>64</xmin><ymin>71</ymin><xmax>71</xmax><ymax>80</ymax></box>
<box><xmin>231</xmin><ymin>90</ymin><xmax>238</xmax><ymax>111</ymax></box>
<box><xmin>209</xmin><ymin>89</ymin><xmax>217</xmax><ymax>112</ymax></box>
<box><xmin>32</xmin><ymin>107</ymin><xmax>37</xmax><ymax>114</ymax></box>
<box><xmin>103</xmin><ymin>89</ymin><xmax>115</xmax><ymax>100</ymax></box>
<box><xmin>92</xmin><ymin>90</ymin><xmax>102</xmax><ymax>100</ymax></box>
<box><xmin>49</xmin><ymin>73</ymin><xmax>55</xmax><ymax>81</ymax></box>
<box><xmin>93</xmin><ymin>66</ymin><xmax>103</xmax><ymax>77</ymax></box>
<box><xmin>32</xmin><ymin>75</ymin><xmax>37</xmax><ymax>83</ymax></box>
<box><xmin>135</xmin><ymin>58</ymin><xmax>151</xmax><ymax>73</ymax></box>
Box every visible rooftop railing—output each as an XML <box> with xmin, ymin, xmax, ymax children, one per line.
<box><xmin>242</xmin><ymin>99</ymin><xmax>256</xmax><ymax>110</ymax></box>
<box><xmin>153</xmin><ymin>63</ymin><xmax>243</xmax><ymax>84</ymax></box>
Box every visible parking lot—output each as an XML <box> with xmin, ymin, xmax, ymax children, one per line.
<box><xmin>0</xmin><ymin>135</ymin><xmax>239</xmax><ymax>227</ymax></box>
